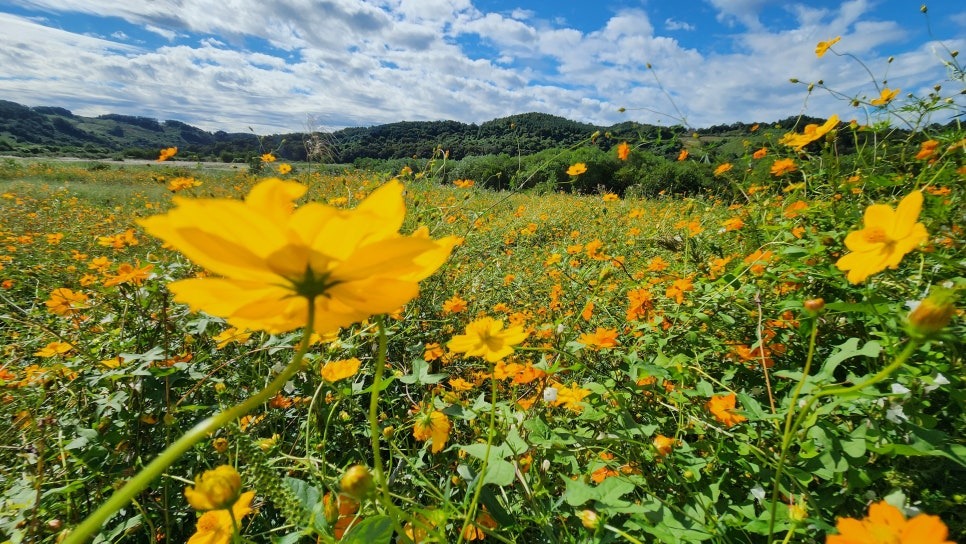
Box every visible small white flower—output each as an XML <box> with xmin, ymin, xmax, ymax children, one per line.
<box><xmin>543</xmin><ymin>387</ymin><xmax>558</xmax><ymax>402</ymax></box>
<box><xmin>885</xmin><ymin>404</ymin><xmax>908</xmax><ymax>423</ymax></box>
<box><xmin>750</xmin><ymin>485</ymin><xmax>766</xmax><ymax>503</ymax></box>
<box><xmin>890</xmin><ymin>383</ymin><xmax>910</xmax><ymax>395</ymax></box>
<box><xmin>924</xmin><ymin>373</ymin><xmax>950</xmax><ymax>393</ymax></box>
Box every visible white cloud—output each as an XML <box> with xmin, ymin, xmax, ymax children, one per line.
<box><xmin>665</xmin><ymin>18</ymin><xmax>695</xmax><ymax>32</ymax></box>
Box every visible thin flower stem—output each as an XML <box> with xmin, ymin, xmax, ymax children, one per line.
<box><xmin>369</xmin><ymin>317</ymin><xmax>410</xmax><ymax>538</ymax></box>
<box><xmin>456</xmin><ymin>370</ymin><xmax>499</xmax><ymax>544</ymax></box>
<box><xmin>64</xmin><ymin>306</ymin><xmax>317</xmax><ymax>544</ymax></box>
<box><xmin>766</xmin><ymin>337</ymin><xmax>920</xmax><ymax>542</ymax></box>
<box><xmin>767</xmin><ymin>316</ymin><xmax>820</xmax><ymax>541</ymax></box>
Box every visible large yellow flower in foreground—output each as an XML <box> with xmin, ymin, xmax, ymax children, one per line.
<box><xmin>139</xmin><ymin>179</ymin><xmax>458</xmax><ymax>334</ymax></box>
<box><xmin>827</xmin><ymin>500</ymin><xmax>954</xmax><ymax>544</ymax></box>
<box><xmin>835</xmin><ymin>191</ymin><xmax>928</xmax><ymax>284</ymax></box>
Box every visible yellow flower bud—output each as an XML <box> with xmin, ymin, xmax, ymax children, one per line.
<box><xmin>577</xmin><ymin>509</ymin><xmax>599</xmax><ymax>530</ymax></box>
<box><xmin>789</xmin><ymin>502</ymin><xmax>808</xmax><ymax>522</ymax></box>
<box><xmin>340</xmin><ymin>465</ymin><xmax>374</xmax><ymax>499</ymax></box>
<box><xmin>212</xmin><ymin>437</ymin><xmax>229</xmax><ymax>454</ymax></box>
<box><xmin>907</xmin><ymin>287</ymin><xmax>957</xmax><ymax>338</ymax></box>
<box><xmin>184</xmin><ymin>465</ymin><xmax>242</xmax><ymax>510</ymax></box>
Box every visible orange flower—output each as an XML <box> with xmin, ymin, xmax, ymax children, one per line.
<box><xmin>915</xmin><ymin>140</ymin><xmax>940</xmax><ymax>161</ymax></box>
<box><xmin>167</xmin><ymin>176</ymin><xmax>201</xmax><ymax>192</ymax></box>
<box><xmin>45</xmin><ymin>288</ymin><xmax>89</xmax><ymax>316</ymax></box>
<box><xmin>260</xmin><ymin>153</ymin><xmax>276</xmax><ymax>163</ymax></box>
<box><xmin>578</xmin><ymin>327</ymin><xmax>619</xmax><ymax>349</ymax></box>
<box><xmin>653</xmin><ymin>434</ymin><xmax>675</xmax><ymax>456</ymax></box>
<box><xmin>827</xmin><ymin>500</ymin><xmax>954</xmax><ymax>544</ymax></box>
<box><xmin>706</xmin><ymin>393</ymin><xmax>746</xmax><ymax>427</ymax></box>
<box><xmin>566</xmin><ymin>163</ymin><xmax>588</xmax><ymax>176</ymax></box>
<box><xmin>721</xmin><ymin>217</ymin><xmax>744</xmax><ymax>232</ymax></box>
<box><xmin>770</xmin><ymin>158</ymin><xmax>798</xmax><ymax>176</ymax></box>
<box><xmin>320</xmin><ymin>358</ymin><xmax>362</xmax><ymax>383</ymax></box>
<box><xmin>714</xmin><ymin>163</ymin><xmax>733</xmax><ymax>176</ymax></box>
<box><xmin>665</xmin><ymin>277</ymin><xmax>694</xmax><ymax>304</ymax></box>
<box><xmin>677</xmin><ymin>149</ymin><xmax>689</xmax><ymax>161</ymax></box>
<box><xmin>752</xmin><ymin>147</ymin><xmax>767</xmax><ymax>159</ymax></box>
<box><xmin>442</xmin><ymin>294</ymin><xmax>468</xmax><ymax>314</ymax></box>
<box><xmin>616</xmin><ymin>142</ymin><xmax>631</xmax><ymax>161</ymax></box>
<box><xmin>453</xmin><ymin>178</ymin><xmax>475</xmax><ymax>188</ymax></box>
<box><xmin>157</xmin><ymin>147</ymin><xmax>178</xmax><ymax>162</ymax></box>
<box><xmin>625</xmin><ymin>287</ymin><xmax>654</xmax><ymax>321</ymax></box>
<box><xmin>103</xmin><ymin>262</ymin><xmax>154</xmax><ymax>287</ymax></box>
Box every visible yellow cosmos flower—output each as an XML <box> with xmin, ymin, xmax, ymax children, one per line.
<box><xmin>447</xmin><ymin>317</ymin><xmax>529</xmax><ymax>362</ymax></box>
<box><xmin>413</xmin><ymin>409</ymin><xmax>451</xmax><ymax>454</ymax></box>
<box><xmin>870</xmin><ymin>87</ymin><xmax>900</xmax><ymax>107</ymax></box>
<box><xmin>827</xmin><ymin>500</ymin><xmax>954</xmax><ymax>544</ymax></box>
<box><xmin>779</xmin><ymin>115</ymin><xmax>840</xmax><ymax>151</ymax></box>
<box><xmin>184</xmin><ymin>465</ymin><xmax>243</xmax><ymax>511</ymax></box>
<box><xmin>713</xmin><ymin>163</ymin><xmax>733</xmax><ymax>176</ymax></box>
<box><xmin>815</xmin><ymin>36</ymin><xmax>840</xmax><ymax>58</ymax></box>
<box><xmin>320</xmin><ymin>358</ymin><xmax>362</xmax><ymax>382</ymax></box>
<box><xmin>566</xmin><ymin>163</ymin><xmax>588</xmax><ymax>176</ymax></box>
<box><xmin>139</xmin><ymin>179</ymin><xmax>458</xmax><ymax>335</ymax></box>
<box><xmin>835</xmin><ymin>191</ymin><xmax>928</xmax><ymax>284</ymax></box>
<box><xmin>277</xmin><ymin>163</ymin><xmax>292</xmax><ymax>174</ymax></box>
<box><xmin>260</xmin><ymin>153</ymin><xmax>276</xmax><ymax>163</ymax></box>
<box><xmin>187</xmin><ymin>490</ymin><xmax>255</xmax><ymax>544</ymax></box>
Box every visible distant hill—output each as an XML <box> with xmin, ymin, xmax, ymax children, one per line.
<box><xmin>0</xmin><ymin>99</ymin><xmax>796</xmax><ymax>164</ymax></box>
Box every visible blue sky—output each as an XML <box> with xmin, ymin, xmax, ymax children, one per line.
<box><xmin>0</xmin><ymin>0</ymin><xmax>963</xmax><ymax>133</ymax></box>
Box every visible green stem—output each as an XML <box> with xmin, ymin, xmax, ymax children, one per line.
<box><xmin>456</xmin><ymin>369</ymin><xmax>499</xmax><ymax>544</ymax></box>
<box><xmin>767</xmin><ymin>316</ymin><xmax>820</xmax><ymax>540</ymax></box>
<box><xmin>65</xmin><ymin>306</ymin><xmax>317</xmax><ymax>544</ymax></box>
<box><xmin>766</xmin><ymin>338</ymin><xmax>920</xmax><ymax>542</ymax></box>
<box><xmin>369</xmin><ymin>317</ymin><xmax>410</xmax><ymax>538</ymax></box>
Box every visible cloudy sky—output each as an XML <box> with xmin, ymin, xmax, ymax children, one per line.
<box><xmin>1</xmin><ymin>0</ymin><xmax>964</xmax><ymax>134</ymax></box>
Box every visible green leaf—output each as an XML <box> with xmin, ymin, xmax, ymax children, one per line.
<box><xmin>563</xmin><ymin>476</ymin><xmax>635</xmax><ymax>506</ymax></box>
<box><xmin>482</xmin><ymin>459</ymin><xmax>516</xmax><ymax>486</ymax></box>
<box><xmin>820</xmin><ymin>338</ymin><xmax>882</xmax><ymax>377</ymax></box>
<box><xmin>398</xmin><ymin>359</ymin><xmax>447</xmax><ymax>385</ymax></box>
<box><xmin>342</xmin><ymin>516</ymin><xmax>393</xmax><ymax>544</ymax></box>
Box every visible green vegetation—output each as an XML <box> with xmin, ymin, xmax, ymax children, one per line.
<box><xmin>0</xmin><ymin>31</ymin><xmax>964</xmax><ymax>544</ymax></box>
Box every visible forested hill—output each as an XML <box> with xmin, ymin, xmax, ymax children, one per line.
<box><xmin>0</xmin><ymin>99</ymin><xmax>800</xmax><ymax>162</ymax></box>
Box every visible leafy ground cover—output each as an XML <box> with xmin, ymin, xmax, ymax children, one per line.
<box><xmin>1</xmin><ymin>37</ymin><xmax>964</xmax><ymax>544</ymax></box>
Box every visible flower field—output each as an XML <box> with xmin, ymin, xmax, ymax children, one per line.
<box><xmin>2</xmin><ymin>44</ymin><xmax>965</xmax><ymax>544</ymax></box>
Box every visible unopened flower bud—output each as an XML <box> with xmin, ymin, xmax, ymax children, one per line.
<box><xmin>907</xmin><ymin>287</ymin><xmax>957</xmax><ymax>338</ymax></box>
<box><xmin>788</xmin><ymin>502</ymin><xmax>808</xmax><ymax>522</ymax></box>
<box><xmin>340</xmin><ymin>464</ymin><xmax>374</xmax><ymax>499</ymax></box>
<box><xmin>578</xmin><ymin>509</ymin><xmax>599</xmax><ymax>529</ymax></box>
<box><xmin>212</xmin><ymin>437</ymin><xmax>229</xmax><ymax>454</ymax></box>
<box><xmin>804</xmin><ymin>298</ymin><xmax>825</xmax><ymax>313</ymax></box>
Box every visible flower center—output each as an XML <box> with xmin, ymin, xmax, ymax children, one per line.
<box><xmin>290</xmin><ymin>266</ymin><xmax>340</xmax><ymax>300</ymax></box>
<box><xmin>862</xmin><ymin>227</ymin><xmax>891</xmax><ymax>245</ymax></box>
